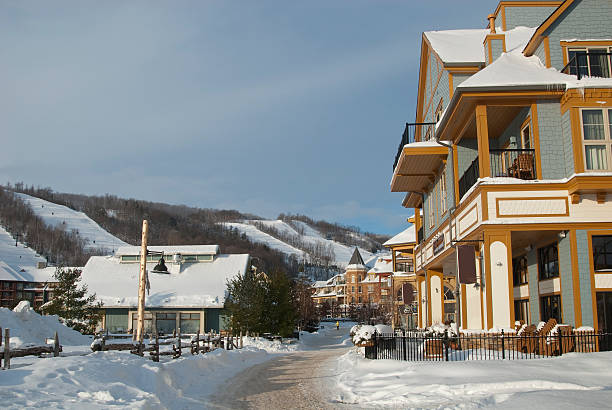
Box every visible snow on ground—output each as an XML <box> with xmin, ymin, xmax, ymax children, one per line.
<box><xmin>0</xmin><ymin>346</ymin><xmax>277</xmax><ymax>409</ymax></box>
<box><xmin>0</xmin><ymin>224</ymin><xmax>55</xmax><ymax>282</ymax></box>
<box><xmin>14</xmin><ymin>192</ymin><xmax>127</xmax><ymax>253</ymax></box>
<box><xmin>334</xmin><ymin>348</ymin><xmax>612</xmax><ymax>408</ymax></box>
<box><xmin>0</xmin><ymin>301</ymin><xmax>91</xmax><ymax>348</ymax></box>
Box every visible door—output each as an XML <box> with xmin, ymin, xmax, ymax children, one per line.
<box><xmin>596</xmin><ymin>292</ymin><xmax>612</xmax><ymax>351</ymax></box>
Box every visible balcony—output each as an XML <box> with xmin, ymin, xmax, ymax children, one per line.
<box><xmin>562</xmin><ymin>52</ymin><xmax>612</xmax><ymax>80</ymax></box>
<box><xmin>458</xmin><ymin>149</ymin><xmax>536</xmax><ymax>200</ymax></box>
<box><xmin>393</xmin><ymin>122</ymin><xmax>437</xmax><ymax>171</ymax></box>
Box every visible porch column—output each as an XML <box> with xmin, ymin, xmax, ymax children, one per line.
<box><xmin>428</xmin><ymin>270</ymin><xmax>444</xmax><ymax>325</ymax></box>
<box><xmin>475</xmin><ymin>105</ymin><xmax>491</xmax><ymax>178</ymax></box>
<box><xmin>417</xmin><ymin>276</ymin><xmax>426</xmax><ymax>328</ymax></box>
<box><xmin>483</xmin><ymin>230</ymin><xmax>514</xmax><ymax>329</ymax></box>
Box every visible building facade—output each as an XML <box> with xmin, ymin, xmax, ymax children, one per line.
<box><xmin>390</xmin><ymin>0</ymin><xmax>612</xmax><ymax>331</ymax></box>
<box><xmin>80</xmin><ymin>245</ymin><xmax>250</xmax><ymax>334</ymax></box>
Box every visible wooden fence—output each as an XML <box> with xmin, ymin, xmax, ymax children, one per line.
<box><xmin>0</xmin><ymin>327</ymin><xmax>62</xmax><ymax>370</ymax></box>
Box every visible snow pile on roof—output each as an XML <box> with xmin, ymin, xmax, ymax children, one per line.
<box><xmin>460</xmin><ymin>48</ymin><xmax>612</xmax><ymax>91</ymax></box>
<box><xmin>459</xmin><ymin>49</ymin><xmax>573</xmax><ymax>89</ymax></box>
<box><xmin>424</xmin><ymin>26</ymin><xmax>536</xmax><ymax>64</ymax></box>
<box><xmin>0</xmin><ymin>301</ymin><xmax>91</xmax><ymax>348</ymax></box>
<box><xmin>116</xmin><ymin>245</ymin><xmax>219</xmax><ymax>256</ymax></box>
<box><xmin>14</xmin><ymin>192</ymin><xmax>128</xmax><ymax>253</ymax></box>
<box><xmin>367</xmin><ymin>255</ymin><xmax>393</xmax><ymax>275</ymax></box>
<box><xmin>81</xmin><ymin>253</ymin><xmax>249</xmax><ymax>308</ymax></box>
<box><xmin>384</xmin><ymin>225</ymin><xmax>416</xmax><ymax>246</ymax></box>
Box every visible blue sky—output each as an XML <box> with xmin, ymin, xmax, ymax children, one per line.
<box><xmin>1</xmin><ymin>0</ymin><xmax>497</xmax><ymax>235</ymax></box>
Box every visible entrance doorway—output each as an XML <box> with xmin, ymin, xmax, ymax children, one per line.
<box><xmin>596</xmin><ymin>292</ymin><xmax>612</xmax><ymax>351</ymax></box>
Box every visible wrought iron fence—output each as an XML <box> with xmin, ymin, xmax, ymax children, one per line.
<box><xmin>458</xmin><ymin>157</ymin><xmax>479</xmax><ymax>199</ymax></box>
<box><xmin>365</xmin><ymin>329</ymin><xmax>610</xmax><ymax>362</ymax></box>
<box><xmin>393</xmin><ymin>122</ymin><xmax>437</xmax><ymax>171</ymax></box>
<box><xmin>490</xmin><ymin>149</ymin><xmax>536</xmax><ymax>179</ymax></box>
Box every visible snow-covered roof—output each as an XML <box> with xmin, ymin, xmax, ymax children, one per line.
<box><xmin>458</xmin><ymin>48</ymin><xmax>612</xmax><ymax>92</ymax></box>
<box><xmin>384</xmin><ymin>225</ymin><xmax>416</xmax><ymax>247</ymax></box>
<box><xmin>367</xmin><ymin>256</ymin><xmax>393</xmax><ymax>275</ymax></box>
<box><xmin>115</xmin><ymin>245</ymin><xmax>219</xmax><ymax>256</ymax></box>
<box><xmin>424</xmin><ymin>26</ymin><xmax>536</xmax><ymax>65</ymax></box>
<box><xmin>81</xmin><ymin>253</ymin><xmax>249</xmax><ymax>308</ymax></box>
<box><xmin>0</xmin><ymin>261</ymin><xmax>56</xmax><ymax>283</ymax></box>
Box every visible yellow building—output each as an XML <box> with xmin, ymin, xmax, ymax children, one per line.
<box><xmin>390</xmin><ymin>0</ymin><xmax>612</xmax><ymax>331</ymax></box>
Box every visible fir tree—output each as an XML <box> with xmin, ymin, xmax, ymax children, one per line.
<box><xmin>265</xmin><ymin>270</ymin><xmax>296</xmax><ymax>337</ymax></box>
<box><xmin>41</xmin><ymin>267</ymin><xmax>102</xmax><ymax>334</ymax></box>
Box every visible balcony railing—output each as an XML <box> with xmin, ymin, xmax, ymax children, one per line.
<box><xmin>393</xmin><ymin>122</ymin><xmax>437</xmax><ymax>171</ymax></box>
<box><xmin>490</xmin><ymin>149</ymin><xmax>536</xmax><ymax>179</ymax></box>
<box><xmin>561</xmin><ymin>52</ymin><xmax>612</xmax><ymax>80</ymax></box>
<box><xmin>458</xmin><ymin>157</ymin><xmax>480</xmax><ymax>199</ymax></box>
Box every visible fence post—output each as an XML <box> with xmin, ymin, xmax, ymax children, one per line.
<box><xmin>501</xmin><ymin>329</ymin><xmax>505</xmax><ymax>360</ymax></box>
<box><xmin>402</xmin><ymin>330</ymin><xmax>407</xmax><ymax>361</ymax></box>
<box><xmin>444</xmin><ymin>329</ymin><xmax>449</xmax><ymax>362</ymax></box>
<box><xmin>53</xmin><ymin>331</ymin><xmax>60</xmax><ymax>357</ymax></box>
<box><xmin>373</xmin><ymin>331</ymin><xmax>377</xmax><ymax>360</ymax></box>
<box><xmin>3</xmin><ymin>328</ymin><xmax>10</xmax><ymax>370</ymax></box>
<box><xmin>558</xmin><ymin>326</ymin><xmax>563</xmax><ymax>356</ymax></box>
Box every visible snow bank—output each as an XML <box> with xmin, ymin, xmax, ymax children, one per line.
<box><xmin>333</xmin><ymin>349</ymin><xmax>612</xmax><ymax>408</ymax></box>
<box><xmin>0</xmin><ymin>301</ymin><xmax>91</xmax><ymax>348</ymax></box>
<box><xmin>0</xmin><ymin>346</ymin><xmax>274</xmax><ymax>409</ymax></box>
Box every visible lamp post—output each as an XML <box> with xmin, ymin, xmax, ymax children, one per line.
<box><xmin>136</xmin><ymin>220</ymin><xmax>148</xmax><ymax>344</ymax></box>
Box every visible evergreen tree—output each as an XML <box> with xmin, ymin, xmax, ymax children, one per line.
<box><xmin>225</xmin><ymin>270</ymin><xmax>268</xmax><ymax>334</ymax></box>
<box><xmin>265</xmin><ymin>270</ymin><xmax>296</xmax><ymax>337</ymax></box>
<box><xmin>41</xmin><ymin>267</ymin><xmax>102</xmax><ymax>334</ymax></box>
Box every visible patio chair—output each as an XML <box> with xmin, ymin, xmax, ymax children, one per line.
<box><xmin>536</xmin><ymin>318</ymin><xmax>557</xmax><ymax>355</ymax></box>
<box><xmin>516</xmin><ymin>153</ymin><xmax>535</xmax><ymax>179</ymax></box>
<box><xmin>515</xmin><ymin>324</ymin><xmax>537</xmax><ymax>354</ymax></box>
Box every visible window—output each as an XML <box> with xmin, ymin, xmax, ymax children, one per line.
<box><xmin>435</xmin><ymin>99</ymin><xmax>444</xmax><ymax>124</ymax></box>
<box><xmin>358</xmin><ymin>286</ymin><xmax>362</xmax><ymax>293</ymax></box>
<box><xmin>568</xmin><ymin>48</ymin><xmax>611</xmax><ymax>78</ymax></box>
<box><xmin>581</xmin><ymin>109</ymin><xmax>612</xmax><ymax>171</ymax></box>
<box><xmin>443</xmin><ymin>286</ymin><xmax>454</xmax><ymax>301</ymax></box>
<box><xmin>538</xmin><ymin>243</ymin><xmax>559</xmax><ymax>280</ymax></box>
<box><xmin>512</xmin><ymin>255</ymin><xmax>528</xmax><ymax>286</ymax></box>
<box><xmin>351</xmin><ymin>286</ymin><xmax>355</xmax><ymax>293</ymax></box>
<box><xmin>593</xmin><ymin>235</ymin><xmax>612</xmax><ymax>272</ymax></box>
<box><xmin>197</xmin><ymin>255</ymin><xmax>213</xmax><ymax>262</ymax></box>
<box><xmin>540</xmin><ymin>294</ymin><xmax>562</xmax><ymax>323</ymax></box>
<box><xmin>521</xmin><ymin>122</ymin><xmax>531</xmax><ymax>150</ymax></box>
<box><xmin>514</xmin><ymin>299</ymin><xmax>529</xmax><ymax>323</ymax></box>
<box><xmin>427</xmin><ymin>194</ymin><xmax>434</xmax><ymax>228</ymax></box>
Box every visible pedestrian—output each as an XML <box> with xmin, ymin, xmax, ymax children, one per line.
<box><xmin>336</xmin><ymin>321</ymin><xmax>339</xmax><ymax>330</ymax></box>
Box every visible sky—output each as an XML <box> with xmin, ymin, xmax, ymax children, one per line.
<box><xmin>1</xmin><ymin>0</ymin><xmax>499</xmax><ymax>235</ymax></box>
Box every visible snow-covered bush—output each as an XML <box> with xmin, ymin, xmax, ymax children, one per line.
<box><xmin>352</xmin><ymin>325</ymin><xmax>376</xmax><ymax>345</ymax></box>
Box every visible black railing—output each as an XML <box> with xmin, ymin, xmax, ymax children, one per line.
<box><xmin>365</xmin><ymin>329</ymin><xmax>611</xmax><ymax>362</ymax></box>
<box><xmin>490</xmin><ymin>148</ymin><xmax>536</xmax><ymax>179</ymax></box>
<box><xmin>561</xmin><ymin>52</ymin><xmax>612</xmax><ymax>80</ymax></box>
<box><xmin>458</xmin><ymin>157</ymin><xmax>479</xmax><ymax>200</ymax></box>
<box><xmin>393</xmin><ymin>122</ymin><xmax>437</xmax><ymax>171</ymax></box>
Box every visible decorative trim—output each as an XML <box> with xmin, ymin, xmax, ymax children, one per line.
<box><xmin>457</xmin><ymin>203</ymin><xmax>480</xmax><ymax>236</ymax></box>
<box><xmin>495</xmin><ymin>196</ymin><xmax>570</xmax><ymax>218</ymax></box>
<box><xmin>531</xmin><ymin>103</ymin><xmax>544</xmax><ymax>180</ymax></box>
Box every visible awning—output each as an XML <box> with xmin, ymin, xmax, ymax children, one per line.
<box><xmin>390</xmin><ymin>141</ymin><xmax>448</xmax><ymax>192</ymax></box>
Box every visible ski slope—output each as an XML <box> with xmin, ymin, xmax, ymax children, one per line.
<box><xmin>0</xmin><ymin>225</ymin><xmax>55</xmax><ymax>282</ymax></box>
<box><xmin>14</xmin><ymin>193</ymin><xmax>128</xmax><ymax>253</ymax></box>
<box><xmin>223</xmin><ymin>222</ymin><xmax>305</xmax><ymax>258</ymax></box>
<box><xmin>225</xmin><ymin>220</ymin><xmax>374</xmax><ymax>268</ymax></box>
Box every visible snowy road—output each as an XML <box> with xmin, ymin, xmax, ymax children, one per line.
<box><xmin>210</xmin><ymin>324</ymin><xmax>352</xmax><ymax>409</ymax></box>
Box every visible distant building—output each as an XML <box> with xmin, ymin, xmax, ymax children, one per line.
<box><xmin>80</xmin><ymin>245</ymin><xmax>250</xmax><ymax>334</ymax></box>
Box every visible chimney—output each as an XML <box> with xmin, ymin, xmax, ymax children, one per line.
<box><xmin>484</xmin><ymin>14</ymin><xmax>506</xmax><ymax>65</ymax></box>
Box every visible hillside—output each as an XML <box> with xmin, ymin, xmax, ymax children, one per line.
<box><xmin>14</xmin><ymin>193</ymin><xmax>127</xmax><ymax>253</ymax></box>
<box><xmin>2</xmin><ymin>184</ymin><xmax>387</xmax><ymax>278</ymax></box>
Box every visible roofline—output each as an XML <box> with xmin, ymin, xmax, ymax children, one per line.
<box><xmin>494</xmin><ymin>1</ymin><xmax>564</xmax><ymax>32</ymax></box>
<box><xmin>523</xmin><ymin>0</ymin><xmax>574</xmax><ymax>56</ymax></box>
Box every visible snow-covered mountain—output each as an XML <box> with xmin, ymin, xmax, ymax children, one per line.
<box><xmin>14</xmin><ymin>193</ymin><xmax>127</xmax><ymax>253</ymax></box>
<box><xmin>222</xmin><ymin>219</ymin><xmax>375</xmax><ymax>268</ymax></box>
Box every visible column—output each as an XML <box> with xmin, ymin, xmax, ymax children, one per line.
<box><xmin>484</xmin><ymin>230</ymin><xmax>514</xmax><ymax>329</ymax></box>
